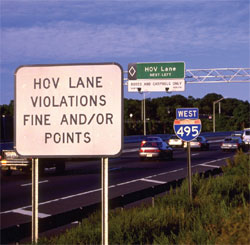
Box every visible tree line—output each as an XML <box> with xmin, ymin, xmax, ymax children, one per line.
<box><xmin>1</xmin><ymin>93</ymin><xmax>249</xmax><ymax>140</ymax></box>
<box><xmin>124</xmin><ymin>93</ymin><xmax>250</xmax><ymax>135</ymax></box>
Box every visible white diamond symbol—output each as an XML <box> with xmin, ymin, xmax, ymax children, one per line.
<box><xmin>129</xmin><ymin>66</ymin><xmax>136</xmax><ymax>77</ymax></box>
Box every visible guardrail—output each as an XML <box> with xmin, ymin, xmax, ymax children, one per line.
<box><xmin>1</xmin><ymin>168</ymin><xmax>223</xmax><ymax>244</ymax></box>
<box><xmin>124</xmin><ymin>131</ymin><xmax>233</xmax><ymax>143</ymax></box>
<box><xmin>0</xmin><ymin>131</ymin><xmax>234</xmax><ymax>149</ymax></box>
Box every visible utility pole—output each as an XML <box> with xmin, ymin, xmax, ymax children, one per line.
<box><xmin>213</xmin><ymin>97</ymin><xmax>225</xmax><ymax>132</ymax></box>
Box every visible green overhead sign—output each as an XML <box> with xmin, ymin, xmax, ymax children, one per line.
<box><xmin>128</xmin><ymin>62</ymin><xmax>185</xmax><ymax>80</ymax></box>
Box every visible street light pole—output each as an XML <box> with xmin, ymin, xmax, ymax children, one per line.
<box><xmin>143</xmin><ymin>93</ymin><xmax>146</xmax><ymax>136</ymax></box>
<box><xmin>138</xmin><ymin>89</ymin><xmax>146</xmax><ymax>136</ymax></box>
<box><xmin>213</xmin><ymin>97</ymin><xmax>225</xmax><ymax>132</ymax></box>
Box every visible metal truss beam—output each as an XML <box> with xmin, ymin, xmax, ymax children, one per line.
<box><xmin>124</xmin><ymin>68</ymin><xmax>250</xmax><ymax>84</ymax></box>
<box><xmin>185</xmin><ymin>68</ymin><xmax>250</xmax><ymax>84</ymax></box>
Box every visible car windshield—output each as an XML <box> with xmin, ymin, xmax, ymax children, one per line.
<box><xmin>141</xmin><ymin>142</ymin><xmax>162</xmax><ymax>148</ymax></box>
<box><xmin>245</xmin><ymin>131</ymin><xmax>250</xmax><ymax>135</ymax></box>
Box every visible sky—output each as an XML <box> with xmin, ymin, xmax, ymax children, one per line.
<box><xmin>0</xmin><ymin>0</ymin><xmax>249</xmax><ymax>105</ymax></box>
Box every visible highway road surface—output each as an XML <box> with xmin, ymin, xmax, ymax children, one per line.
<box><xmin>0</xmin><ymin>137</ymin><xmax>237</xmax><ymax>231</ymax></box>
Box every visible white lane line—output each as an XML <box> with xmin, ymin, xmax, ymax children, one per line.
<box><xmin>21</xmin><ymin>180</ymin><xmax>49</xmax><ymax>187</ymax></box>
<box><xmin>192</xmin><ymin>153</ymin><xmax>200</xmax><ymax>156</ymax></box>
<box><xmin>60</xmin><ymin>188</ymin><xmax>102</xmax><ymax>200</ymax></box>
<box><xmin>157</xmin><ymin>168</ymin><xmax>184</xmax><ymax>176</ymax></box>
<box><xmin>122</xmin><ymin>148</ymin><xmax>139</xmax><ymax>153</ymax></box>
<box><xmin>109</xmin><ymin>167</ymin><xmax>122</xmax><ymax>171</ymax></box>
<box><xmin>193</xmin><ymin>157</ymin><xmax>228</xmax><ymax>169</ymax></box>
<box><xmin>199</xmin><ymin>163</ymin><xmax>220</xmax><ymax>168</ymax></box>
<box><xmin>1</xmin><ymin>157</ymin><xmax>228</xmax><ymax>215</ymax></box>
<box><xmin>116</xmin><ymin>179</ymin><xmax>140</xmax><ymax>186</ymax></box>
<box><xmin>13</xmin><ymin>208</ymin><xmax>50</xmax><ymax>218</ymax></box>
<box><xmin>140</xmin><ymin>178</ymin><xmax>166</xmax><ymax>184</ymax></box>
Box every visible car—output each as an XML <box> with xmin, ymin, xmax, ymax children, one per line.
<box><xmin>1</xmin><ymin>148</ymin><xmax>66</xmax><ymax>176</ymax></box>
<box><xmin>168</xmin><ymin>135</ymin><xmax>183</xmax><ymax>148</ymax></box>
<box><xmin>142</xmin><ymin>136</ymin><xmax>165</xmax><ymax>143</ymax></box>
<box><xmin>140</xmin><ymin>137</ymin><xmax>165</xmax><ymax>149</ymax></box>
<box><xmin>242</xmin><ymin>128</ymin><xmax>250</xmax><ymax>145</ymax></box>
<box><xmin>183</xmin><ymin>136</ymin><xmax>209</xmax><ymax>150</ymax></box>
<box><xmin>0</xmin><ymin>149</ymin><xmax>31</xmax><ymax>176</ymax></box>
<box><xmin>139</xmin><ymin>140</ymin><xmax>173</xmax><ymax>160</ymax></box>
<box><xmin>231</xmin><ymin>131</ymin><xmax>243</xmax><ymax>139</ymax></box>
<box><xmin>221</xmin><ymin>136</ymin><xmax>245</xmax><ymax>151</ymax></box>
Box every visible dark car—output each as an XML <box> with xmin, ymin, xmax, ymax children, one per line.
<box><xmin>1</xmin><ymin>148</ymin><xmax>66</xmax><ymax>176</ymax></box>
<box><xmin>221</xmin><ymin>137</ymin><xmax>245</xmax><ymax>151</ymax></box>
<box><xmin>139</xmin><ymin>140</ymin><xmax>173</xmax><ymax>160</ymax></box>
<box><xmin>231</xmin><ymin>131</ymin><xmax>243</xmax><ymax>139</ymax></box>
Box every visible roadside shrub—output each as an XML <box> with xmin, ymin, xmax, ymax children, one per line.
<box><xmin>37</xmin><ymin>152</ymin><xmax>250</xmax><ymax>245</ymax></box>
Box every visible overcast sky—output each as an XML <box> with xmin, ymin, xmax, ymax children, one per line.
<box><xmin>1</xmin><ymin>0</ymin><xmax>249</xmax><ymax>104</ymax></box>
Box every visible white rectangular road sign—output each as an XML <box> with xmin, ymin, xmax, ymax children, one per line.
<box><xmin>128</xmin><ymin>79</ymin><xmax>185</xmax><ymax>92</ymax></box>
<box><xmin>15</xmin><ymin>63</ymin><xmax>123</xmax><ymax>157</ymax></box>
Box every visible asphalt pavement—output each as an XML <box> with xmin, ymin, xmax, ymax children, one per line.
<box><xmin>1</xmin><ymin>138</ymin><xmax>235</xmax><ymax>230</ymax></box>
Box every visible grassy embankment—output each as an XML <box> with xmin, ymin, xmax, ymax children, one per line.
<box><xmin>37</xmin><ymin>152</ymin><xmax>249</xmax><ymax>244</ymax></box>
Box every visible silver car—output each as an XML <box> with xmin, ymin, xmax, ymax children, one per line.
<box><xmin>242</xmin><ymin>128</ymin><xmax>250</xmax><ymax>145</ymax></box>
<box><xmin>221</xmin><ymin>137</ymin><xmax>245</xmax><ymax>151</ymax></box>
<box><xmin>183</xmin><ymin>136</ymin><xmax>209</xmax><ymax>150</ymax></box>
<box><xmin>168</xmin><ymin>135</ymin><xmax>183</xmax><ymax>148</ymax></box>
<box><xmin>139</xmin><ymin>140</ymin><xmax>173</xmax><ymax>160</ymax></box>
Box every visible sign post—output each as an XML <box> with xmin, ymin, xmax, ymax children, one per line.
<box><xmin>101</xmin><ymin>157</ymin><xmax>109</xmax><ymax>245</ymax></box>
<box><xmin>15</xmin><ymin>63</ymin><xmax>123</xmax><ymax>243</ymax></box>
<box><xmin>187</xmin><ymin>143</ymin><xmax>192</xmax><ymax>199</ymax></box>
<box><xmin>32</xmin><ymin>158</ymin><xmax>39</xmax><ymax>243</ymax></box>
<box><xmin>174</xmin><ymin>108</ymin><xmax>201</xmax><ymax>200</ymax></box>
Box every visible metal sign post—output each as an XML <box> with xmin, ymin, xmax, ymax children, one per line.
<box><xmin>101</xmin><ymin>157</ymin><xmax>109</xmax><ymax>245</ymax></box>
<box><xmin>174</xmin><ymin>108</ymin><xmax>201</xmax><ymax>201</ymax></box>
<box><xmin>143</xmin><ymin>93</ymin><xmax>146</xmax><ymax>136</ymax></box>
<box><xmin>187</xmin><ymin>142</ymin><xmax>192</xmax><ymax>200</ymax></box>
<box><xmin>32</xmin><ymin>158</ymin><xmax>39</xmax><ymax>243</ymax></box>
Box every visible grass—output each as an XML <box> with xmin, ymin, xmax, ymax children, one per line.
<box><xmin>36</xmin><ymin>151</ymin><xmax>250</xmax><ymax>245</ymax></box>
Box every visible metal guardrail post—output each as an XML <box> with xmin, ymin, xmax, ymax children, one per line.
<box><xmin>151</xmin><ymin>186</ymin><xmax>155</xmax><ymax>208</ymax></box>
